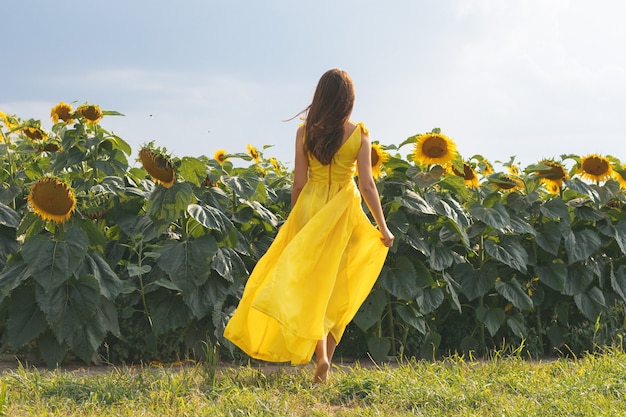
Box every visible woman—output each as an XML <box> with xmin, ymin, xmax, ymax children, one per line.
<box><xmin>223</xmin><ymin>68</ymin><xmax>394</xmax><ymax>383</ymax></box>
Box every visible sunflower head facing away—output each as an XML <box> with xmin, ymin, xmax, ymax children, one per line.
<box><xmin>28</xmin><ymin>177</ymin><xmax>76</xmax><ymax>224</ymax></box>
<box><xmin>22</xmin><ymin>126</ymin><xmax>47</xmax><ymax>141</ymax></box>
<box><xmin>214</xmin><ymin>149</ymin><xmax>228</xmax><ymax>165</ymax></box>
<box><xmin>371</xmin><ymin>143</ymin><xmax>389</xmax><ymax>179</ymax></box>
<box><xmin>246</xmin><ymin>144</ymin><xmax>261</xmax><ymax>164</ymax></box>
<box><xmin>488</xmin><ymin>173</ymin><xmax>524</xmax><ymax>192</ymax></box>
<box><xmin>138</xmin><ymin>146</ymin><xmax>176</xmax><ymax>188</ymax></box>
<box><xmin>536</xmin><ymin>159</ymin><xmax>568</xmax><ymax>193</ymax></box>
<box><xmin>51</xmin><ymin>102</ymin><xmax>75</xmax><ymax>124</ymax></box>
<box><xmin>452</xmin><ymin>163</ymin><xmax>480</xmax><ymax>188</ymax></box>
<box><xmin>76</xmin><ymin>104</ymin><xmax>103</xmax><ymax>125</ymax></box>
<box><xmin>413</xmin><ymin>132</ymin><xmax>458</xmax><ymax>167</ymax></box>
<box><xmin>577</xmin><ymin>154</ymin><xmax>613</xmax><ymax>183</ymax></box>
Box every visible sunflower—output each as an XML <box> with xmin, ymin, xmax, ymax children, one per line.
<box><xmin>138</xmin><ymin>147</ymin><xmax>176</xmax><ymax>188</ymax></box>
<box><xmin>214</xmin><ymin>149</ymin><xmax>228</xmax><ymax>165</ymax></box>
<box><xmin>413</xmin><ymin>132</ymin><xmax>458</xmax><ymax>166</ymax></box>
<box><xmin>488</xmin><ymin>173</ymin><xmax>524</xmax><ymax>191</ymax></box>
<box><xmin>577</xmin><ymin>154</ymin><xmax>613</xmax><ymax>183</ymax></box>
<box><xmin>28</xmin><ymin>177</ymin><xmax>76</xmax><ymax>224</ymax></box>
<box><xmin>22</xmin><ymin>126</ymin><xmax>47</xmax><ymax>141</ymax></box>
<box><xmin>246</xmin><ymin>144</ymin><xmax>261</xmax><ymax>164</ymax></box>
<box><xmin>76</xmin><ymin>104</ymin><xmax>103</xmax><ymax>125</ymax></box>
<box><xmin>371</xmin><ymin>143</ymin><xmax>389</xmax><ymax>179</ymax></box>
<box><xmin>506</xmin><ymin>164</ymin><xmax>520</xmax><ymax>176</ymax></box>
<box><xmin>269</xmin><ymin>157</ymin><xmax>280</xmax><ymax>170</ymax></box>
<box><xmin>50</xmin><ymin>102</ymin><xmax>74</xmax><ymax>124</ymax></box>
<box><xmin>452</xmin><ymin>163</ymin><xmax>480</xmax><ymax>188</ymax></box>
<box><xmin>536</xmin><ymin>159</ymin><xmax>568</xmax><ymax>193</ymax></box>
<box><xmin>0</xmin><ymin>110</ymin><xmax>19</xmax><ymax>131</ymax></box>
<box><xmin>481</xmin><ymin>160</ymin><xmax>494</xmax><ymax>176</ymax></box>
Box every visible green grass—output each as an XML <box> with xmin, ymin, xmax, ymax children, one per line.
<box><xmin>2</xmin><ymin>349</ymin><xmax>626</xmax><ymax>416</ymax></box>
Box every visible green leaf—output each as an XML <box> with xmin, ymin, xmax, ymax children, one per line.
<box><xmin>564</xmin><ymin>229</ymin><xmax>601</xmax><ymax>264</ymax></box>
<box><xmin>429</xmin><ymin>244</ymin><xmax>454</xmax><ymax>271</ymax></box>
<box><xmin>155</xmin><ymin>235</ymin><xmax>219</xmax><ymax>290</ymax></box>
<box><xmin>508</xmin><ymin>216</ymin><xmax>536</xmax><ymax>236</ymax></box>
<box><xmin>367</xmin><ymin>337</ymin><xmax>391</xmax><ymax>363</ymax></box>
<box><xmin>7</xmin><ymin>285</ymin><xmax>47</xmax><ymax>347</ymax></box>
<box><xmin>507</xmin><ymin>312</ymin><xmax>527</xmax><ymax>338</ymax></box>
<box><xmin>535</xmin><ymin>221</ymin><xmax>561</xmax><ymax>256</ymax></box>
<box><xmin>540</xmin><ymin>198</ymin><xmax>570</xmax><ymax>224</ymax></box>
<box><xmin>147</xmin><ymin>182</ymin><xmax>195</xmax><ymax>226</ymax></box>
<box><xmin>68</xmin><ymin>312</ymin><xmax>106</xmax><ymax>363</ymax></box>
<box><xmin>37</xmin><ymin>330</ymin><xmax>67</xmax><ymax>369</ymax></box>
<box><xmin>469</xmin><ymin>202</ymin><xmax>510</xmax><ymax>229</ymax></box>
<box><xmin>610</xmin><ymin>265</ymin><xmax>626</xmax><ymax>302</ymax></box>
<box><xmin>574</xmin><ymin>287</ymin><xmax>606</xmax><ymax>321</ymax></box>
<box><xmin>22</xmin><ymin>225</ymin><xmax>89</xmax><ymax>291</ymax></box>
<box><xmin>387</xmin><ymin>209</ymin><xmax>409</xmax><ymax>236</ymax></box>
<box><xmin>476</xmin><ymin>305</ymin><xmax>505</xmax><ymax>337</ymax></box>
<box><xmin>221</xmin><ymin>172</ymin><xmax>259</xmax><ymax>200</ymax></box>
<box><xmin>79</xmin><ymin>251</ymin><xmax>123</xmax><ymax>300</ymax></box>
<box><xmin>378</xmin><ymin>257</ymin><xmax>419</xmax><ymax>300</ymax></box>
<box><xmin>188</xmin><ymin>203</ymin><xmax>234</xmax><ymax>235</ymax></box>
<box><xmin>0</xmin><ymin>254</ymin><xmax>31</xmax><ymax>303</ymax></box>
<box><xmin>211</xmin><ymin>246</ymin><xmax>247</xmax><ymax>283</ymax></box>
<box><xmin>179</xmin><ymin>156</ymin><xmax>207</xmax><ymax>186</ymax></box>
<box><xmin>485</xmin><ymin>235</ymin><xmax>528</xmax><ymax>273</ymax></box>
<box><xmin>535</xmin><ymin>261</ymin><xmax>567</xmax><ymax>292</ymax></box>
<box><xmin>456</xmin><ymin>262</ymin><xmax>497</xmax><ymax>301</ymax></box>
<box><xmin>442</xmin><ymin>271</ymin><xmax>462</xmax><ymax>312</ymax></box>
<box><xmin>147</xmin><ymin>289</ymin><xmax>190</xmax><ymax>336</ymax></box>
<box><xmin>416</xmin><ymin>287</ymin><xmax>444</xmax><ymax>315</ymax></box>
<box><xmin>611</xmin><ymin>220</ymin><xmax>626</xmax><ymax>256</ymax></box>
<box><xmin>395</xmin><ymin>190</ymin><xmax>436</xmax><ymax>215</ymax></box>
<box><xmin>353</xmin><ymin>288</ymin><xmax>386</xmax><ymax>331</ymax></box>
<box><xmin>564</xmin><ymin>178</ymin><xmax>600</xmax><ymax>204</ymax></box>
<box><xmin>79</xmin><ymin>219</ymin><xmax>108</xmax><ymax>250</ymax></box>
<box><xmin>395</xmin><ymin>304</ymin><xmax>426</xmax><ymax>334</ymax></box>
<box><xmin>0</xmin><ymin>202</ymin><xmax>20</xmax><ymax>228</ymax></box>
<box><xmin>36</xmin><ymin>275</ymin><xmax>101</xmax><ymax>348</ymax></box>
<box><xmin>403</xmin><ymin>226</ymin><xmax>430</xmax><ymax>256</ymax></box>
<box><xmin>563</xmin><ymin>263</ymin><xmax>594</xmax><ymax>296</ymax></box>
<box><xmin>495</xmin><ymin>279</ymin><xmax>533</xmax><ymax>311</ymax></box>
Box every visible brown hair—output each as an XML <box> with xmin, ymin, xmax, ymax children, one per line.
<box><xmin>303</xmin><ymin>69</ymin><xmax>355</xmax><ymax>165</ymax></box>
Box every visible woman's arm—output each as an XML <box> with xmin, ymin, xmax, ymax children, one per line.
<box><xmin>291</xmin><ymin>125</ymin><xmax>308</xmax><ymax>208</ymax></box>
<box><xmin>356</xmin><ymin>130</ymin><xmax>395</xmax><ymax>247</ymax></box>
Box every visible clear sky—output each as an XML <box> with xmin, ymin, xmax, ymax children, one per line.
<box><xmin>3</xmin><ymin>0</ymin><xmax>626</xmax><ymax>169</ymax></box>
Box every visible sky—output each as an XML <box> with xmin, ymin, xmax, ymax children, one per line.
<box><xmin>3</xmin><ymin>0</ymin><xmax>626</xmax><ymax>170</ymax></box>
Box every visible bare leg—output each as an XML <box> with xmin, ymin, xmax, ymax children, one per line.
<box><xmin>313</xmin><ymin>337</ymin><xmax>330</xmax><ymax>383</ymax></box>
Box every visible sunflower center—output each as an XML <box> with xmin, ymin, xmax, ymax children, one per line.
<box><xmin>423</xmin><ymin>137</ymin><xmax>447</xmax><ymax>158</ymax></box>
<box><xmin>583</xmin><ymin>157</ymin><xmax>609</xmax><ymax>175</ymax></box>
<box><xmin>34</xmin><ymin>184</ymin><xmax>74</xmax><ymax>215</ymax></box>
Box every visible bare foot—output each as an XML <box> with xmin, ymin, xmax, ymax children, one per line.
<box><xmin>313</xmin><ymin>360</ymin><xmax>329</xmax><ymax>383</ymax></box>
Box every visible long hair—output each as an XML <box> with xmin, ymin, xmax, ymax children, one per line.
<box><xmin>303</xmin><ymin>69</ymin><xmax>355</xmax><ymax>165</ymax></box>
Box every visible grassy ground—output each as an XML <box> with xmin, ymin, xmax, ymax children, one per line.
<box><xmin>1</xmin><ymin>349</ymin><xmax>625</xmax><ymax>416</ymax></box>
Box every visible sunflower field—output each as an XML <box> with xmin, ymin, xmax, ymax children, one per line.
<box><xmin>1</xmin><ymin>104</ymin><xmax>626</xmax><ymax>367</ymax></box>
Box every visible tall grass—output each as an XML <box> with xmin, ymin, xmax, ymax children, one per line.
<box><xmin>1</xmin><ymin>349</ymin><xmax>625</xmax><ymax>416</ymax></box>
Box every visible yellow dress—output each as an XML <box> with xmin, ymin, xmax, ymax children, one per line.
<box><xmin>223</xmin><ymin>122</ymin><xmax>388</xmax><ymax>364</ymax></box>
